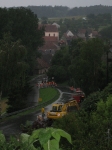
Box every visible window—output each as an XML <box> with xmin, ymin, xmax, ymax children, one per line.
<box><xmin>52</xmin><ymin>106</ymin><xmax>57</xmax><ymax>111</ymax></box>
<box><xmin>58</xmin><ymin>105</ymin><xmax>62</xmax><ymax>111</ymax></box>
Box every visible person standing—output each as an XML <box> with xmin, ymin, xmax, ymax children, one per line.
<box><xmin>41</xmin><ymin>107</ymin><xmax>45</xmax><ymax>120</ymax></box>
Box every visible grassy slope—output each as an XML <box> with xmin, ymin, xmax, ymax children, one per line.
<box><xmin>39</xmin><ymin>87</ymin><xmax>59</xmax><ymax>103</ymax></box>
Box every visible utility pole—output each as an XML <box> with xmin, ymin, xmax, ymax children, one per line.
<box><xmin>107</xmin><ymin>129</ymin><xmax>110</xmax><ymax>147</ymax></box>
<box><xmin>106</xmin><ymin>128</ymin><xmax>111</xmax><ymax>150</ymax></box>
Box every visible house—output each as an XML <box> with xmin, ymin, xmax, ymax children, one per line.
<box><xmin>37</xmin><ymin>24</ymin><xmax>60</xmax><ymax>74</ymax></box>
<box><xmin>36</xmin><ymin>58</ymin><xmax>50</xmax><ymax>75</ymax></box>
<box><xmin>44</xmin><ymin>24</ymin><xmax>59</xmax><ymax>40</ymax></box>
<box><xmin>66</xmin><ymin>30</ymin><xmax>74</xmax><ymax>37</ymax></box>
<box><xmin>39</xmin><ymin>36</ymin><xmax>59</xmax><ymax>55</ymax></box>
<box><xmin>82</xmin><ymin>17</ymin><xmax>87</xmax><ymax>20</ymax></box>
<box><xmin>92</xmin><ymin>31</ymin><xmax>100</xmax><ymax>38</ymax></box>
<box><xmin>52</xmin><ymin>22</ymin><xmax>60</xmax><ymax>28</ymax></box>
<box><xmin>39</xmin><ymin>24</ymin><xmax>59</xmax><ymax>54</ymax></box>
<box><xmin>61</xmin><ymin>30</ymin><xmax>77</xmax><ymax>45</ymax></box>
<box><xmin>77</xmin><ymin>29</ymin><xmax>100</xmax><ymax>39</ymax></box>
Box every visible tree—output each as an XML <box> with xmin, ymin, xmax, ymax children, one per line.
<box><xmin>89</xmin><ymin>96</ymin><xmax>112</xmax><ymax>149</ymax></box>
<box><xmin>41</xmin><ymin>16</ymin><xmax>48</xmax><ymax>24</ymax></box>
<box><xmin>0</xmin><ymin>33</ymin><xmax>28</xmax><ymax>94</ymax></box>
<box><xmin>81</xmin><ymin>91</ymin><xmax>101</xmax><ymax>113</ymax></box>
<box><xmin>100</xmin><ymin>25</ymin><xmax>112</xmax><ymax>40</ymax></box>
<box><xmin>47</xmin><ymin>47</ymin><xmax>71</xmax><ymax>82</ymax></box>
<box><xmin>47</xmin><ymin>65</ymin><xmax>68</xmax><ymax>82</ymax></box>
<box><xmin>0</xmin><ymin>7</ymin><xmax>44</xmax><ymax>76</ymax></box>
<box><xmin>70</xmin><ymin>38</ymin><xmax>105</xmax><ymax>94</ymax></box>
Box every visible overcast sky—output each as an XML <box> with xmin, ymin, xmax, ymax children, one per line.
<box><xmin>0</xmin><ymin>0</ymin><xmax>112</xmax><ymax>8</ymax></box>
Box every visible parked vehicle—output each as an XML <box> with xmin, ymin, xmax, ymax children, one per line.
<box><xmin>72</xmin><ymin>88</ymin><xmax>85</xmax><ymax>103</ymax></box>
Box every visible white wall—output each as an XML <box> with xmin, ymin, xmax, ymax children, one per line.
<box><xmin>45</xmin><ymin>32</ymin><xmax>59</xmax><ymax>39</ymax></box>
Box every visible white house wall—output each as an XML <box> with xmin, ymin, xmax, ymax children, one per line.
<box><xmin>45</xmin><ymin>32</ymin><xmax>59</xmax><ymax>39</ymax></box>
<box><xmin>67</xmin><ymin>31</ymin><xmax>74</xmax><ymax>37</ymax></box>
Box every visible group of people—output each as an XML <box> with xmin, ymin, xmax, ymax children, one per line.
<box><xmin>37</xmin><ymin>81</ymin><xmax>57</xmax><ymax>88</ymax></box>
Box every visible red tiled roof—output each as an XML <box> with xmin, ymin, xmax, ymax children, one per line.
<box><xmin>39</xmin><ymin>41</ymin><xmax>58</xmax><ymax>51</ymax></box>
<box><xmin>44</xmin><ymin>36</ymin><xmax>58</xmax><ymax>42</ymax></box>
<box><xmin>92</xmin><ymin>31</ymin><xmax>98</xmax><ymax>36</ymax></box>
<box><xmin>45</xmin><ymin>24</ymin><xmax>58</xmax><ymax>32</ymax></box>
<box><xmin>38</xmin><ymin>24</ymin><xmax>58</xmax><ymax>32</ymax></box>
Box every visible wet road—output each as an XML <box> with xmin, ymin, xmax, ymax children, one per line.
<box><xmin>0</xmin><ymin>87</ymin><xmax>73</xmax><ymax>139</ymax></box>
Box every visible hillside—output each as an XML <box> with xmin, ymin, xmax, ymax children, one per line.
<box><xmin>27</xmin><ymin>5</ymin><xmax>112</xmax><ymax>18</ymax></box>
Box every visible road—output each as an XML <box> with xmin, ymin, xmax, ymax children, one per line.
<box><xmin>0</xmin><ymin>86</ymin><xmax>73</xmax><ymax>139</ymax></box>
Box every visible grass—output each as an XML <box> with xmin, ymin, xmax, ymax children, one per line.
<box><xmin>48</xmin><ymin>16</ymin><xmax>83</xmax><ymax>22</ymax></box>
<box><xmin>98</xmin><ymin>24</ymin><xmax>111</xmax><ymax>31</ymax></box>
<box><xmin>39</xmin><ymin>87</ymin><xmax>59</xmax><ymax>103</ymax></box>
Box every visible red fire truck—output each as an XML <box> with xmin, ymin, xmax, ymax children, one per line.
<box><xmin>72</xmin><ymin>88</ymin><xmax>85</xmax><ymax>103</ymax></box>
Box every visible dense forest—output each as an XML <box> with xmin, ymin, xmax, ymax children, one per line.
<box><xmin>27</xmin><ymin>5</ymin><xmax>112</xmax><ymax>18</ymax></box>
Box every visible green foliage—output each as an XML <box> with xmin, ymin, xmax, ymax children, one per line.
<box><xmin>74</xmin><ymin>38</ymin><xmax>106</xmax><ymax>94</ymax></box>
<box><xmin>0</xmin><ymin>33</ymin><xmax>28</xmax><ymax>93</ymax></box>
<box><xmin>0</xmin><ymin>131</ymin><xmax>5</xmax><ymax>145</ymax></box>
<box><xmin>22</xmin><ymin>128</ymin><xmax>72</xmax><ymax>150</ymax></box>
<box><xmin>47</xmin><ymin>47</ymin><xmax>70</xmax><ymax>82</ymax></box>
<box><xmin>52</xmin><ymin>96</ymin><xmax>112</xmax><ymax>150</ymax></box>
<box><xmin>28</xmin><ymin>6</ymin><xmax>69</xmax><ymax>18</ymax></box>
<box><xmin>0</xmin><ymin>132</ymin><xmax>20</xmax><ymax>150</ymax></box>
<box><xmin>100</xmin><ymin>25</ymin><xmax>112</xmax><ymax>39</ymax></box>
<box><xmin>81</xmin><ymin>91</ymin><xmax>102</xmax><ymax>113</ymax></box>
<box><xmin>39</xmin><ymin>87</ymin><xmax>59</xmax><ymax>103</ymax></box>
<box><xmin>0</xmin><ymin>7</ymin><xmax>44</xmax><ymax>76</ymax></box>
<box><xmin>52</xmin><ymin>111</ymin><xmax>91</xmax><ymax>150</ymax></box>
<box><xmin>49</xmin><ymin>38</ymin><xmax>106</xmax><ymax>94</ymax></box>
<box><xmin>0</xmin><ymin>7</ymin><xmax>44</xmax><ymax>109</ymax></box>
<box><xmin>75</xmin><ymin>38</ymin><xmax>105</xmax><ymax>94</ymax></box>
<box><xmin>28</xmin><ymin>5</ymin><xmax>112</xmax><ymax>19</ymax></box>
<box><xmin>80</xmin><ymin>82</ymin><xmax>112</xmax><ymax>113</ymax></box>
<box><xmin>101</xmin><ymin>82</ymin><xmax>112</xmax><ymax>101</ymax></box>
<box><xmin>48</xmin><ymin>65</ymin><xmax>68</xmax><ymax>83</ymax></box>
<box><xmin>7</xmin><ymin>79</ymin><xmax>33</xmax><ymax>113</ymax></box>
<box><xmin>0</xmin><ymin>128</ymin><xmax>72</xmax><ymax>150</ymax></box>
<box><xmin>89</xmin><ymin>96</ymin><xmax>112</xmax><ymax>149</ymax></box>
